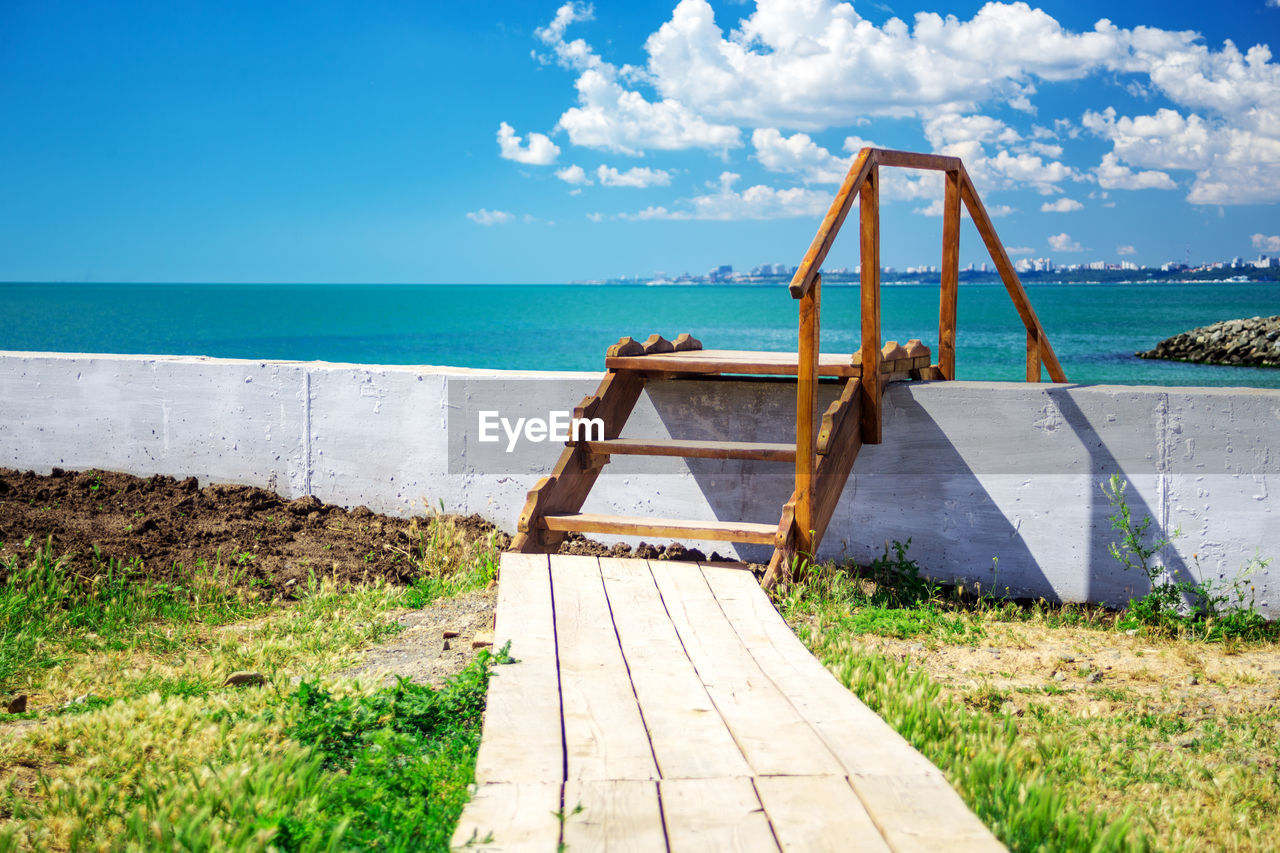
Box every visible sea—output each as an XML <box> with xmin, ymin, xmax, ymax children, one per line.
<box><xmin>2</xmin><ymin>281</ymin><xmax>1279</xmax><ymax>388</ymax></box>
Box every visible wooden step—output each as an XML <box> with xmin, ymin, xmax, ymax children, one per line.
<box><xmin>541</xmin><ymin>513</ymin><xmax>777</xmax><ymax>545</ymax></box>
<box><xmin>586</xmin><ymin>438</ymin><xmax>796</xmax><ymax>462</ymax></box>
<box><xmin>606</xmin><ymin>349</ymin><xmax>860</xmax><ymax>377</ymax></box>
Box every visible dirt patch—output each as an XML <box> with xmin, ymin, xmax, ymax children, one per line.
<box><xmin>0</xmin><ymin>467</ymin><xmax>510</xmax><ymax>598</ymax></box>
<box><xmin>864</xmin><ymin>623</ymin><xmax>1280</xmax><ymax>720</ymax></box>
<box><xmin>0</xmin><ymin>468</ymin><xmax>740</xmax><ymax>693</ymax></box>
<box><xmin>340</xmin><ymin>588</ymin><xmax>499</xmax><ymax>688</ymax></box>
<box><xmin>0</xmin><ymin>468</ymin><xmax>730</xmax><ymax>597</ymax></box>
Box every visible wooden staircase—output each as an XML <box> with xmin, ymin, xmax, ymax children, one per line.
<box><xmin>510</xmin><ymin>147</ymin><xmax>1067</xmax><ymax>588</ymax></box>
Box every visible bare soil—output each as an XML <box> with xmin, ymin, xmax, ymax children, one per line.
<box><xmin>0</xmin><ymin>467</ymin><xmax>728</xmax><ymax>688</ymax></box>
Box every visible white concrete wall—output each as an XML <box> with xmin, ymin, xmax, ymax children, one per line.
<box><xmin>2</xmin><ymin>351</ymin><xmax>1275</xmax><ymax>615</ymax></box>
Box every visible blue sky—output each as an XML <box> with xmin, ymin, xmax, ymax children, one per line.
<box><xmin>1</xmin><ymin>0</ymin><xmax>1277</xmax><ymax>283</ymax></box>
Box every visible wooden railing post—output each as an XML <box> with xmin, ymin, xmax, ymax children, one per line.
<box><xmin>1026</xmin><ymin>329</ymin><xmax>1042</xmax><ymax>382</ymax></box>
<box><xmin>795</xmin><ymin>274</ymin><xmax>821</xmax><ymax>557</ymax></box>
<box><xmin>939</xmin><ymin>170</ymin><xmax>961</xmax><ymax>380</ymax></box>
<box><xmin>859</xmin><ymin>166</ymin><xmax>882</xmax><ymax>444</ymax></box>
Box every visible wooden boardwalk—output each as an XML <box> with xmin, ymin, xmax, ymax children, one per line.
<box><xmin>452</xmin><ymin>553</ymin><xmax>1003</xmax><ymax>852</ymax></box>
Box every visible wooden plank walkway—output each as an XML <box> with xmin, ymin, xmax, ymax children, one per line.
<box><xmin>453</xmin><ymin>553</ymin><xmax>1004</xmax><ymax>852</ymax></box>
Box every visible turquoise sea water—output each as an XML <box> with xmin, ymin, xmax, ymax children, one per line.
<box><xmin>2</xmin><ymin>282</ymin><xmax>1279</xmax><ymax>388</ymax></box>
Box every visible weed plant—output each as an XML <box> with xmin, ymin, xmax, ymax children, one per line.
<box><xmin>1103</xmin><ymin>474</ymin><xmax>1273</xmax><ymax>641</ymax></box>
<box><xmin>0</xmin><ymin>537</ymin><xmax>264</xmax><ymax>694</ymax></box>
<box><xmin>0</xmin><ymin>650</ymin><xmax>506</xmax><ymax>851</ymax></box>
<box><xmin>835</xmin><ymin>648</ymin><xmax>1147</xmax><ymax>852</ymax></box>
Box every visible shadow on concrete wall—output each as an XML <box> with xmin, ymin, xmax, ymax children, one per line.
<box><xmin>1046</xmin><ymin>386</ymin><xmax>1187</xmax><ymax>605</ymax></box>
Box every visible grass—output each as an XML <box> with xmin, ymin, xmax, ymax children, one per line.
<box><xmin>0</xmin><ymin>513</ymin><xmax>502</xmax><ymax>851</ymax></box>
<box><xmin>775</xmin><ymin>546</ymin><xmax>1280</xmax><ymax>852</ymax></box>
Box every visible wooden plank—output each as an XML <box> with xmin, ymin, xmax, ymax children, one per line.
<box><xmin>562</xmin><ymin>780</ymin><xmax>667</xmax><ymax>853</ymax></box>
<box><xmin>599</xmin><ymin>557</ymin><xmax>753</xmax><ymax>779</ymax></box>
<box><xmin>551</xmin><ymin>555</ymin><xmax>658</xmax><ymax>782</ymax></box>
<box><xmin>859</xmin><ymin>166</ymin><xmax>882</xmax><ymax>444</ymax></box>
<box><xmin>753</xmin><ymin>776</ymin><xmax>890</xmax><ymax>853</ymax></box>
<box><xmin>451</xmin><ymin>781</ymin><xmax>562</xmax><ymax>853</ymax></box>
<box><xmin>700</xmin><ymin>565</ymin><xmax>938</xmax><ymax>778</ymax></box>
<box><xmin>543</xmin><ymin>513</ymin><xmax>777</xmax><ymax>544</ymax></box>
<box><xmin>702</xmin><ymin>566</ymin><xmax>1001</xmax><ymax>849</ymax></box>
<box><xmin>660</xmin><ymin>778</ymin><xmax>780</xmax><ymax>853</ymax></box>
<box><xmin>606</xmin><ymin>350</ymin><xmax>861</xmax><ymax>377</ymax></box>
<box><xmin>585</xmin><ymin>438</ymin><xmax>796</xmax><ymax>462</ymax></box>
<box><xmin>810</xmin><ymin>380</ymin><xmax>862</xmax><ymax>547</ymax></box>
<box><xmin>816</xmin><ymin>379</ymin><xmax>859</xmax><ymax>455</ymax></box>
<box><xmin>873</xmin><ymin>149</ymin><xmax>963</xmax><ymax>172</ymax></box>
<box><xmin>939</xmin><ymin>169</ymin><xmax>960</xmax><ymax>380</ymax></box>
<box><xmin>790</xmin><ymin>148</ymin><xmax>877</xmax><ymax>299</ymax></box>
<box><xmin>794</xmin><ymin>274</ymin><xmax>820</xmax><ymax>556</ymax></box>
<box><xmin>649</xmin><ymin>560</ymin><xmax>845</xmax><ymax>776</ymax></box>
<box><xmin>847</xmin><ymin>772</ymin><xmax>1005</xmax><ymax>852</ymax></box>
<box><xmin>473</xmin><ymin>554</ymin><xmax>563</xmax><ymax>785</ymax></box>
<box><xmin>959</xmin><ymin>168</ymin><xmax>1066</xmax><ymax>383</ymax></box>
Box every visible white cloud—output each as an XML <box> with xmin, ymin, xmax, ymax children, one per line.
<box><xmin>622</xmin><ymin>171</ymin><xmax>829</xmax><ymax>220</ymax></box>
<box><xmin>596</xmin><ymin>164</ymin><xmax>673</xmax><ymax>187</ymax></box>
<box><xmin>535</xmin><ymin>3</ymin><xmax>740</xmax><ymax>155</ymax></box>
<box><xmin>1252</xmin><ymin>233</ymin><xmax>1280</xmax><ymax>252</ymax></box>
<box><xmin>586</xmin><ymin>212</ymin><xmax>605</xmax><ymax>222</ymax></box>
<box><xmin>1093</xmin><ymin>153</ymin><xmax>1177</xmax><ymax>190</ymax></box>
<box><xmin>467</xmin><ymin>209</ymin><xmax>515</xmax><ymax>226</ymax></box>
<box><xmin>522</xmin><ymin>2</ymin><xmax>1280</xmax><ymax>208</ymax></box>
<box><xmin>752</xmin><ymin>128</ymin><xmax>852</xmax><ymax>184</ymax></box>
<box><xmin>1048</xmin><ymin>232</ymin><xmax>1083</xmax><ymax>252</ymax></box>
<box><xmin>497</xmin><ymin>122</ymin><xmax>560</xmax><ymax>165</ymax></box>
<box><xmin>1005</xmin><ymin>246</ymin><xmax>1036</xmax><ymax>255</ymax></box>
<box><xmin>1040</xmin><ymin>197</ymin><xmax>1083</xmax><ymax>212</ymax></box>
<box><xmin>922</xmin><ymin>112</ymin><xmax>1080</xmax><ymax>195</ymax></box>
<box><xmin>1117</xmin><ymin>244</ymin><xmax>1136</xmax><ymax>255</ymax></box>
<box><xmin>555</xmin><ymin>164</ymin><xmax>593</xmax><ymax>185</ymax></box>
<box><xmin>644</xmin><ymin>0</ymin><xmax>1131</xmax><ymax>127</ymax></box>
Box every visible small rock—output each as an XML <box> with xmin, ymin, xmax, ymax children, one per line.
<box><xmin>6</xmin><ymin>695</ymin><xmax>27</xmax><ymax>714</ymax></box>
<box><xmin>472</xmin><ymin>631</ymin><xmax>494</xmax><ymax>649</ymax></box>
<box><xmin>999</xmin><ymin>701</ymin><xmax>1022</xmax><ymax>717</ymax></box>
<box><xmin>909</xmin><ymin>643</ymin><xmax>925</xmax><ymax>653</ymax></box>
<box><xmin>442</xmin><ymin>630</ymin><xmax>461</xmax><ymax>639</ymax></box>
<box><xmin>60</xmin><ymin>692</ymin><xmax>93</xmax><ymax>710</ymax></box>
<box><xmin>1125</xmin><ymin>629</ymin><xmax>1138</xmax><ymax>636</ymax></box>
<box><xmin>1057</xmin><ymin>653</ymin><xmax>1075</xmax><ymax>663</ymax></box>
<box><xmin>223</xmin><ymin>671</ymin><xmax>266</xmax><ymax>687</ymax></box>
<box><xmin>1086</xmin><ymin>671</ymin><xmax>1102</xmax><ymax>684</ymax></box>
<box><xmin>1187</xmin><ymin>675</ymin><xmax>1199</xmax><ymax>686</ymax></box>
<box><xmin>1053</xmin><ymin>671</ymin><xmax>1067</xmax><ymax>682</ymax></box>
<box><xmin>442</xmin><ymin>640</ymin><xmax>451</xmax><ymax>651</ymax></box>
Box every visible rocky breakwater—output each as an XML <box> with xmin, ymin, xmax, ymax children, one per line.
<box><xmin>1137</xmin><ymin>315</ymin><xmax>1280</xmax><ymax>367</ymax></box>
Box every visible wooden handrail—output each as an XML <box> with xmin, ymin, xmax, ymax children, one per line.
<box><xmin>789</xmin><ymin>148</ymin><xmax>877</xmax><ymax>299</ymax></box>
<box><xmin>783</xmin><ymin>147</ymin><xmax>1068</xmax><ymax>576</ymax></box>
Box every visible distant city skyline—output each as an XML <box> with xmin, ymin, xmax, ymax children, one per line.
<box><xmin>2</xmin><ymin>1</ymin><xmax>1278</xmax><ymax>283</ymax></box>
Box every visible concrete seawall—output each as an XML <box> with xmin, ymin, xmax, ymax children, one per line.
<box><xmin>2</xmin><ymin>351</ymin><xmax>1275</xmax><ymax>616</ymax></box>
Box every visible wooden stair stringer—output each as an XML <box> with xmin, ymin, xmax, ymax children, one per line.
<box><xmin>510</xmin><ymin>369</ymin><xmax>645</xmax><ymax>553</ymax></box>
<box><xmin>764</xmin><ymin>378</ymin><xmax>867</xmax><ymax>589</ymax></box>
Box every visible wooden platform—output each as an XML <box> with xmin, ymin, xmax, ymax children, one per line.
<box><xmin>452</xmin><ymin>553</ymin><xmax>1004</xmax><ymax>852</ymax></box>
